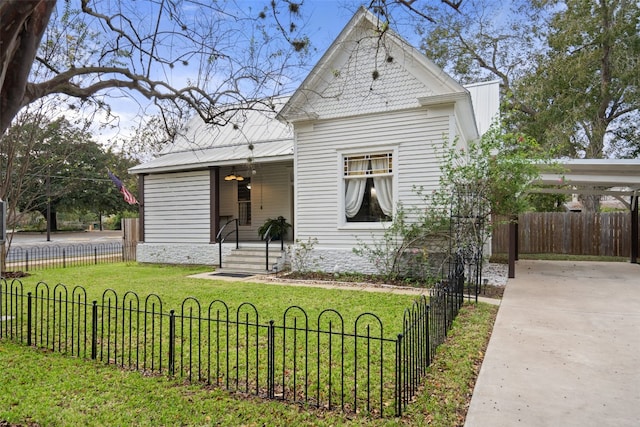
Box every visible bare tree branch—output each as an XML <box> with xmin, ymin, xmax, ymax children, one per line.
<box><xmin>1</xmin><ymin>0</ymin><xmax>309</xmax><ymax>136</ymax></box>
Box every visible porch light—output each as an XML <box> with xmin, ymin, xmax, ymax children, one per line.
<box><xmin>225</xmin><ymin>168</ymin><xmax>244</xmax><ymax>181</ymax></box>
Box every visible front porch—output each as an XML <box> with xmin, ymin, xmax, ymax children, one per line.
<box><xmin>209</xmin><ymin>161</ymin><xmax>295</xmax><ymax>245</ymax></box>
<box><xmin>133</xmin><ymin>158</ymin><xmax>293</xmax><ymax>270</ymax></box>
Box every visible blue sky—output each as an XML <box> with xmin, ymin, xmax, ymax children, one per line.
<box><xmin>92</xmin><ymin>1</ymin><xmax>423</xmax><ymax>147</ymax></box>
<box><xmin>278</xmin><ymin>0</ymin><xmax>423</xmax><ymax>66</ymax></box>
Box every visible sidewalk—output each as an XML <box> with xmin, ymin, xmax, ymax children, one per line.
<box><xmin>465</xmin><ymin>260</ymin><xmax>640</xmax><ymax>427</ymax></box>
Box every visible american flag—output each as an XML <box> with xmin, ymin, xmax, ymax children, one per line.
<box><xmin>108</xmin><ymin>170</ymin><xmax>138</xmax><ymax>205</ymax></box>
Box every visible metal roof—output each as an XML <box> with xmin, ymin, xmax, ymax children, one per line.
<box><xmin>129</xmin><ymin>139</ymin><xmax>293</xmax><ymax>174</ymax></box>
<box><xmin>535</xmin><ymin>159</ymin><xmax>640</xmax><ymax>198</ymax></box>
<box><xmin>130</xmin><ymin>98</ymin><xmax>293</xmax><ymax>174</ymax></box>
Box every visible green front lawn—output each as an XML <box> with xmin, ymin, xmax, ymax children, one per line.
<box><xmin>13</xmin><ymin>263</ymin><xmax>414</xmax><ymax>326</ymax></box>
<box><xmin>1</xmin><ymin>263</ymin><xmax>498</xmax><ymax>426</ymax></box>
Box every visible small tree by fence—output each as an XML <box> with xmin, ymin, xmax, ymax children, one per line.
<box><xmin>492</xmin><ymin>212</ymin><xmax>638</xmax><ymax>256</ymax></box>
<box><xmin>1</xmin><ymin>277</ymin><xmax>465</xmax><ymax>418</ymax></box>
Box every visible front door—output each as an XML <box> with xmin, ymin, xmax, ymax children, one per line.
<box><xmin>237</xmin><ymin>178</ymin><xmax>251</xmax><ymax>226</ymax></box>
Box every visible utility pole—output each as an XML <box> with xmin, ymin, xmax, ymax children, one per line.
<box><xmin>1</xmin><ymin>199</ymin><xmax>6</xmax><ymax>274</ymax></box>
<box><xmin>46</xmin><ymin>169</ymin><xmax>51</xmax><ymax>242</ymax></box>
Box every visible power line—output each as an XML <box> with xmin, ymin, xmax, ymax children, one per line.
<box><xmin>20</xmin><ymin>173</ymin><xmax>123</xmax><ymax>183</ymax></box>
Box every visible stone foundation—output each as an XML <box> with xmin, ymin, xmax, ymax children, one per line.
<box><xmin>286</xmin><ymin>246</ymin><xmax>378</xmax><ymax>275</ymax></box>
<box><xmin>136</xmin><ymin>243</ymin><xmax>224</xmax><ymax>266</ymax></box>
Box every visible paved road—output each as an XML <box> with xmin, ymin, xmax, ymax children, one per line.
<box><xmin>4</xmin><ymin>231</ymin><xmax>124</xmax><ymax>263</ymax></box>
<box><xmin>7</xmin><ymin>230</ymin><xmax>123</xmax><ymax>246</ymax></box>
<box><xmin>465</xmin><ymin>260</ymin><xmax>640</xmax><ymax>427</ymax></box>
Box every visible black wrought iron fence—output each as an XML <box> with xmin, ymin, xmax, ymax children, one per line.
<box><xmin>4</xmin><ymin>242</ymin><xmax>137</xmax><ymax>272</ymax></box>
<box><xmin>0</xmin><ymin>275</ymin><xmax>465</xmax><ymax>418</ymax></box>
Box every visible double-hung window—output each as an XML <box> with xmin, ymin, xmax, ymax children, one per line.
<box><xmin>343</xmin><ymin>152</ymin><xmax>393</xmax><ymax>222</ymax></box>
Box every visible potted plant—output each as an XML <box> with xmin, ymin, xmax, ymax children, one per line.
<box><xmin>258</xmin><ymin>216</ymin><xmax>291</xmax><ymax>240</ymax></box>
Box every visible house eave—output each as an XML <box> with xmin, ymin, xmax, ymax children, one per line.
<box><xmin>129</xmin><ymin>154</ymin><xmax>294</xmax><ymax>175</ymax></box>
<box><xmin>418</xmin><ymin>92</ymin><xmax>479</xmax><ymax>142</ymax></box>
<box><xmin>276</xmin><ymin>111</ymin><xmax>319</xmax><ymax>124</ymax></box>
<box><xmin>417</xmin><ymin>92</ymin><xmax>468</xmax><ymax>107</ymax></box>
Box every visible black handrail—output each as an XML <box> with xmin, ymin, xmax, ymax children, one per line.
<box><xmin>216</xmin><ymin>219</ymin><xmax>239</xmax><ymax>267</ymax></box>
<box><xmin>262</xmin><ymin>224</ymin><xmax>274</xmax><ymax>271</ymax></box>
<box><xmin>261</xmin><ymin>222</ymin><xmax>285</xmax><ymax>271</ymax></box>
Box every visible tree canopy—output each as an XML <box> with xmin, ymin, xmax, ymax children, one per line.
<box><xmin>515</xmin><ymin>0</ymin><xmax>640</xmax><ymax>159</ymax></box>
<box><xmin>1</xmin><ymin>105</ymin><xmax>136</xmax><ymax>232</ymax></box>
<box><xmin>419</xmin><ymin>0</ymin><xmax>640</xmax><ymax>160</ymax></box>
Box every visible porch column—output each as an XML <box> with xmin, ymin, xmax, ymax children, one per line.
<box><xmin>631</xmin><ymin>194</ymin><xmax>638</xmax><ymax>264</ymax></box>
<box><xmin>210</xmin><ymin>167</ymin><xmax>220</xmax><ymax>243</ymax></box>
<box><xmin>138</xmin><ymin>174</ymin><xmax>146</xmax><ymax>242</ymax></box>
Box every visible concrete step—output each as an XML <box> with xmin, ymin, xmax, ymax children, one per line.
<box><xmin>231</xmin><ymin>247</ymin><xmax>285</xmax><ymax>256</ymax></box>
<box><xmin>226</xmin><ymin>253</ymin><xmax>281</xmax><ymax>261</ymax></box>
<box><xmin>221</xmin><ymin>248</ymin><xmax>285</xmax><ymax>273</ymax></box>
<box><xmin>222</xmin><ymin>259</ymin><xmax>271</xmax><ymax>273</ymax></box>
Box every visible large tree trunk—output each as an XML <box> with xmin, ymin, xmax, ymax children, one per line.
<box><xmin>579</xmin><ymin>194</ymin><xmax>601</xmax><ymax>212</ymax></box>
<box><xmin>0</xmin><ymin>0</ymin><xmax>56</xmax><ymax>134</ymax></box>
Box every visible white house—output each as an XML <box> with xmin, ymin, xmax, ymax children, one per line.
<box><xmin>129</xmin><ymin>7</ymin><xmax>499</xmax><ymax>273</ymax></box>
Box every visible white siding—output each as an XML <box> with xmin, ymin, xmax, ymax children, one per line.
<box><xmin>308</xmin><ymin>34</ymin><xmax>435</xmax><ymax>119</ymax></box>
<box><xmin>464</xmin><ymin>80</ymin><xmax>501</xmax><ymax>136</ymax></box>
<box><xmin>280</xmin><ymin>9</ymin><xmax>463</xmax><ymax>123</ymax></box>
<box><xmin>295</xmin><ymin>107</ymin><xmax>452</xmax><ymax>248</ymax></box>
<box><xmin>144</xmin><ymin>171</ymin><xmax>210</xmax><ymax>243</ymax></box>
<box><xmin>144</xmin><ymin>164</ymin><xmax>293</xmax><ymax>244</ymax></box>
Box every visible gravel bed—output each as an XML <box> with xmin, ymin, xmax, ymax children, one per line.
<box><xmin>256</xmin><ymin>262</ymin><xmax>509</xmax><ymax>289</ymax></box>
<box><xmin>482</xmin><ymin>263</ymin><xmax>508</xmax><ymax>287</ymax></box>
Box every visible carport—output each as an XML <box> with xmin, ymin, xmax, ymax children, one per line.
<box><xmin>505</xmin><ymin>159</ymin><xmax>640</xmax><ymax>277</ymax></box>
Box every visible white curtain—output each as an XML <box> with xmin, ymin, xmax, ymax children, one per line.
<box><xmin>371</xmin><ymin>158</ymin><xmax>393</xmax><ymax>217</ymax></box>
<box><xmin>345</xmin><ymin>159</ymin><xmax>368</xmax><ymax>218</ymax></box>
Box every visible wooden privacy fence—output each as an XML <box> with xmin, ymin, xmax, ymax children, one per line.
<box><xmin>492</xmin><ymin>212</ymin><xmax>638</xmax><ymax>257</ymax></box>
<box><xmin>122</xmin><ymin>218</ymin><xmax>139</xmax><ymax>260</ymax></box>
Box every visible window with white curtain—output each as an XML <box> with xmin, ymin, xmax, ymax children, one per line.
<box><xmin>343</xmin><ymin>153</ymin><xmax>393</xmax><ymax>222</ymax></box>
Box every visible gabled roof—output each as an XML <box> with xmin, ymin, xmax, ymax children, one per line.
<box><xmin>130</xmin><ymin>8</ymin><xmax>492</xmax><ymax>176</ymax></box>
<box><xmin>277</xmin><ymin>6</ymin><xmax>479</xmax><ymax>141</ymax></box>
<box><xmin>130</xmin><ymin>98</ymin><xmax>293</xmax><ymax>174</ymax></box>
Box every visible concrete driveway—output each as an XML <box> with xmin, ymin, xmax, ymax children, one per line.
<box><xmin>466</xmin><ymin>260</ymin><xmax>640</xmax><ymax>427</ymax></box>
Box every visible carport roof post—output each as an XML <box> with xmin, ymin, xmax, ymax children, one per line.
<box><xmin>508</xmin><ymin>159</ymin><xmax>640</xmax><ymax>277</ymax></box>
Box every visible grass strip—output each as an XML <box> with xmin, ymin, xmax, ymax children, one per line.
<box><xmin>490</xmin><ymin>252</ymin><xmax>626</xmax><ymax>263</ymax></box>
<box><xmin>403</xmin><ymin>302</ymin><xmax>498</xmax><ymax>426</ymax></box>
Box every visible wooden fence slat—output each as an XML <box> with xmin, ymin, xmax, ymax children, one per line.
<box><xmin>123</xmin><ymin>218</ymin><xmax>139</xmax><ymax>260</ymax></box>
<box><xmin>491</xmin><ymin>212</ymin><xmax>638</xmax><ymax>257</ymax></box>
